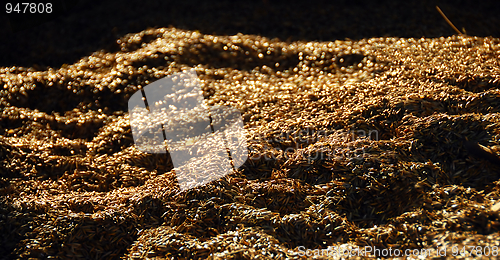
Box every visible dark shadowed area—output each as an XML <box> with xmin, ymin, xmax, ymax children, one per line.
<box><xmin>1</xmin><ymin>0</ymin><xmax>500</xmax><ymax>68</ymax></box>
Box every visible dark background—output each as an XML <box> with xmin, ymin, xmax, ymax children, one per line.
<box><xmin>1</xmin><ymin>0</ymin><xmax>499</xmax><ymax>68</ymax></box>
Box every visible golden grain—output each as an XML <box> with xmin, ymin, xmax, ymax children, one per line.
<box><xmin>2</xmin><ymin>28</ymin><xmax>500</xmax><ymax>258</ymax></box>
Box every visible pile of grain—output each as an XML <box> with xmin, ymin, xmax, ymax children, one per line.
<box><xmin>1</xmin><ymin>27</ymin><xmax>500</xmax><ymax>259</ymax></box>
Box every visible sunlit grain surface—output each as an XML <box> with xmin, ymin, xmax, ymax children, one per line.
<box><xmin>1</xmin><ymin>26</ymin><xmax>500</xmax><ymax>259</ymax></box>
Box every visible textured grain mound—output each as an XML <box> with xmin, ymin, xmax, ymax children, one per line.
<box><xmin>1</xmin><ymin>27</ymin><xmax>500</xmax><ymax>259</ymax></box>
